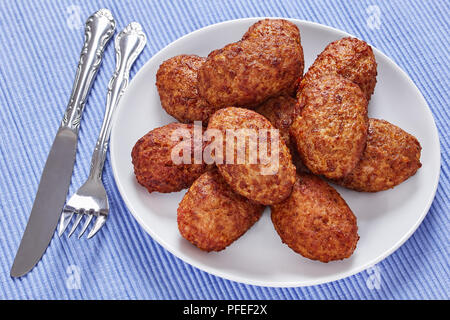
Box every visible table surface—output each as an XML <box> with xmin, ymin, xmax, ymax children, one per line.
<box><xmin>0</xmin><ymin>0</ymin><xmax>448</xmax><ymax>299</ymax></box>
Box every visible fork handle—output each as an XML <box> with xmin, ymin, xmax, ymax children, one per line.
<box><xmin>88</xmin><ymin>22</ymin><xmax>147</xmax><ymax>180</ymax></box>
<box><xmin>61</xmin><ymin>9</ymin><xmax>116</xmax><ymax>132</ymax></box>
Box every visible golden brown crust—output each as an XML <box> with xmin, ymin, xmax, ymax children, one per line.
<box><xmin>177</xmin><ymin>170</ymin><xmax>264</xmax><ymax>252</ymax></box>
<box><xmin>271</xmin><ymin>173</ymin><xmax>359</xmax><ymax>262</ymax></box>
<box><xmin>156</xmin><ymin>55</ymin><xmax>221</xmax><ymax>123</ymax></box>
<box><xmin>207</xmin><ymin>107</ymin><xmax>296</xmax><ymax>205</ymax></box>
<box><xmin>299</xmin><ymin>37</ymin><xmax>377</xmax><ymax>101</ymax></box>
<box><xmin>131</xmin><ymin>123</ymin><xmax>211</xmax><ymax>193</ymax></box>
<box><xmin>255</xmin><ymin>95</ymin><xmax>300</xmax><ymax>147</ymax></box>
<box><xmin>290</xmin><ymin>74</ymin><xmax>369</xmax><ymax>179</ymax></box>
<box><xmin>334</xmin><ymin>118</ymin><xmax>422</xmax><ymax>192</ymax></box>
<box><xmin>198</xmin><ymin>19</ymin><xmax>304</xmax><ymax>108</ymax></box>
<box><xmin>255</xmin><ymin>95</ymin><xmax>309</xmax><ymax>173</ymax></box>
<box><xmin>242</xmin><ymin>18</ymin><xmax>301</xmax><ymax>42</ymax></box>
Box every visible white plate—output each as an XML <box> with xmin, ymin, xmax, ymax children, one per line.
<box><xmin>110</xmin><ymin>18</ymin><xmax>440</xmax><ymax>287</ymax></box>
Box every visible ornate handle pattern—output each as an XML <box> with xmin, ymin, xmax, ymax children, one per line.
<box><xmin>61</xmin><ymin>9</ymin><xmax>116</xmax><ymax>131</ymax></box>
<box><xmin>88</xmin><ymin>22</ymin><xmax>147</xmax><ymax>180</ymax></box>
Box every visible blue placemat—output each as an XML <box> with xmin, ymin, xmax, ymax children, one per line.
<box><xmin>0</xmin><ymin>0</ymin><xmax>448</xmax><ymax>299</ymax></box>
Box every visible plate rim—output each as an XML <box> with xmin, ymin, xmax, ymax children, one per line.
<box><xmin>110</xmin><ymin>17</ymin><xmax>441</xmax><ymax>287</ymax></box>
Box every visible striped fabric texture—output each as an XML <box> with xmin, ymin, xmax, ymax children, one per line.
<box><xmin>0</xmin><ymin>0</ymin><xmax>448</xmax><ymax>299</ymax></box>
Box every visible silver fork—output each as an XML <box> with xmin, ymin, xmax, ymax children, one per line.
<box><xmin>58</xmin><ymin>22</ymin><xmax>146</xmax><ymax>238</ymax></box>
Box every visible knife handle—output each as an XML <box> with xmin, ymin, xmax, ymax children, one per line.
<box><xmin>88</xmin><ymin>22</ymin><xmax>146</xmax><ymax>180</ymax></box>
<box><xmin>61</xmin><ymin>9</ymin><xmax>116</xmax><ymax>132</ymax></box>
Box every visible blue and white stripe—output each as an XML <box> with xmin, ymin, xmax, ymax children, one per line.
<box><xmin>0</xmin><ymin>0</ymin><xmax>448</xmax><ymax>299</ymax></box>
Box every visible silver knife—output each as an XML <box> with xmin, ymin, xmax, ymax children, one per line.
<box><xmin>10</xmin><ymin>9</ymin><xmax>116</xmax><ymax>278</ymax></box>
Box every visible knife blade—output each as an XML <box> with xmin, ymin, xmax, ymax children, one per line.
<box><xmin>10</xmin><ymin>129</ymin><xmax>78</xmax><ymax>277</ymax></box>
<box><xmin>10</xmin><ymin>9</ymin><xmax>116</xmax><ymax>278</ymax></box>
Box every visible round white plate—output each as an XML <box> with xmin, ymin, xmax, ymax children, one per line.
<box><xmin>110</xmin><ymin>18</ymin><xmax>440</xmax><ymax>287</ymax></box>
